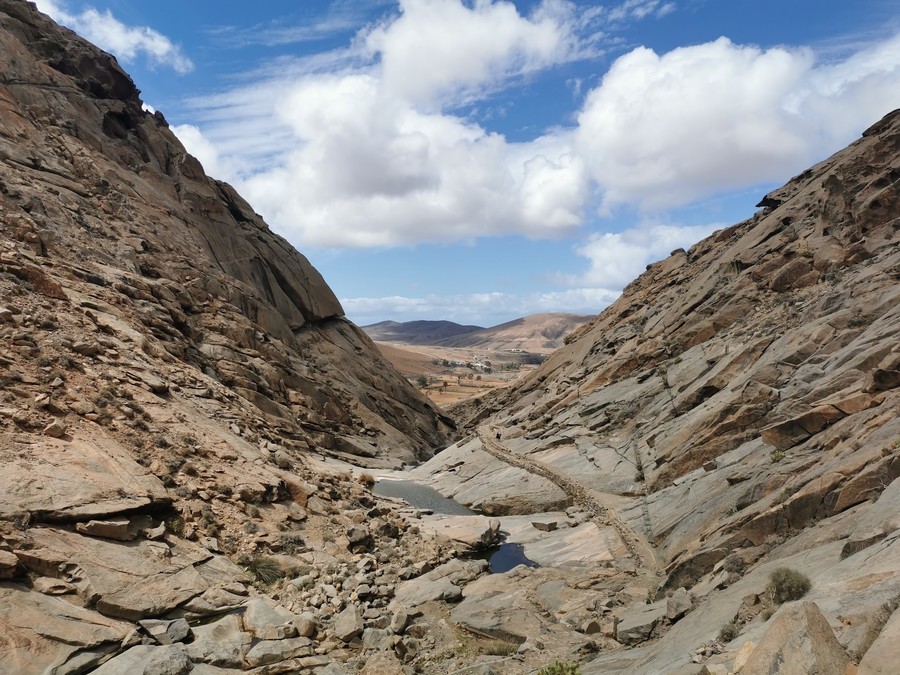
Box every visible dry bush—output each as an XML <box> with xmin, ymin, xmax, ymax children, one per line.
<box><xmin>768</xmin><ymin>567</ymin><xmax>811</xmax><ymax>604</ymax></box>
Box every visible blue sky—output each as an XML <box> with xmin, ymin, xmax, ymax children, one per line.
<box><xmin>36</xmin><ymin>0</ymin><xmax>900</xmax><ymax>327</ymax></box>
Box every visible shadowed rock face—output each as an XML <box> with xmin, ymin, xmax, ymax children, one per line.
<box><xmin>0</xmin><ymin>3</ymin><xmax>457</xmax><ymax>672</ymax></box>
<box><xmin>0</xmin><ymin>0</ymin><xmax>451</xmax><ymax>462</ymax></box>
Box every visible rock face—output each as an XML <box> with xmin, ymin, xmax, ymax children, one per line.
<box><xmin>0</xmin><ymin>0</ymin><xmax>450</xmax><ymax>471</ymax></box>
<box><xmin>420</xmin><ymin>109</ymin><xmax>900</xmax><ymax>672</ymax></box>
<box><xmin>0</xmin><ymin>2</ymin><xmax>451</xmax><ymax>673</ymax></box>
<box><xmin>740</xmin><ymin>602</ymin><xmax>849</xmax><ymax>675</ymax></box>
<box><xmin>3</xmin><ymin>2</ymin><xmax>900</xmax><ymax>674</ymax></box>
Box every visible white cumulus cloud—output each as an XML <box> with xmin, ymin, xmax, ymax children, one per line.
<box><xmin>34</xmin><ymin>0</ymin><xmax>193</xmax><ymax>73</ymax></box>
<box><xmin>575</xmin><ymin>35</ymin><xmax>900</xmax><ymax>210</ymax></box>
<box><xmin>366</xmin><ymin>0</ymin><xmax>577</xmax><ymax>107</ymax></box>
<box><xmin>172</xmin><ymin>2</ymin><xmax>900</xmax><ymax>256</ymax></box>
<box><xmin>566</xmin><ymin>221</ymin><xmax>721</xmax><ymax>289</ymax></box>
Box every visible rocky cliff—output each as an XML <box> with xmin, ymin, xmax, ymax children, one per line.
<box><xmin>3</xmin><ymin>1</ymin><xmax>900</xmax><ymax>673</ymax></box>
<box><xmin>0</xmin><ymin>2</ymin><xmax>456</xmax><ymax>672</ymax></box>
<box><xmin>0</xmin><ymin>0</ymin><xmax>452</xmax><ymax>465</ymax></box>
<box><xmin>417</xmin><ymin>109</ymin><xmax>900</xmax><ymax>672</ymax></box>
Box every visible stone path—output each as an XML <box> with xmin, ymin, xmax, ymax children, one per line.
<box><xmin>478</xmin><ymin>426</ymin><xmax>660</xmax><ymax>571</ymax></box>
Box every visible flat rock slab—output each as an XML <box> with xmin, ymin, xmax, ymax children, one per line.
<box><xmin>245</xmin><ymin>636</ymin><xmax>313</xmax><ymax>667</ymax></box>
<box><xmin>415</xmin><ymin>514</ymin><xmax>499</xmax><ymax>551</ymax></box>
<box><xmin>21</xmin><ymin>527</ymin><xmax>244</xmax><ymax>621</ymax></box>
<box><xmin>859</xmin><ymin>606</ymin><xmax>900</xmax><ymax>674</ymax></box>
<box><xmin>391</xmin><ymin>558</ymin><xmax>487</xmax><ymax>609</ymax></box>
<box><xmin>92</xmin><ymin>644</ymin><xmax>192</xmax><ymax>675</ymax></box>
<box><xmin>523</xmin><ymin>521</ymin><xmax>626</xmax><ymax>566</ymax></box>
<box><xmin>411</xmin><ymin>439</ymin><xmax>568</xmax><ymax>515</ymax></box>
<box><xmin>139</xmin><ymin>618</ymin><xmax>192</xmax><ymax>645</ymax></box>
<box><xmin>76</xmin><ymin>518</ymin><xmax>136</xmax><ymax>541</ymax></box>
<box><xmin>243</xmin><ymin>597</ymin><xmax>298</xmax><ymax>640</ymax></box>
<box><xmin>186</xmin><ymin>614</ymin><xmax>251</xmax><ymax>668</ymax></box>
<box><xmin>615</xmin><ymin>601</ymin><xmax>667</xmax><ymax>645</ymax></box>
<box><xmin>842</xmin><ymin>476</ymin><xmax>900</xmax><ymax>558</ymax></box>
<box><xmin>0</xmin><ymin>584</ymin><xmax>132</xmax><ymax>674</ymax></box>
<box><xmin>0</xmin><ymin>430</ymin><xmax>169</xmax><ymax>521</ymax></box>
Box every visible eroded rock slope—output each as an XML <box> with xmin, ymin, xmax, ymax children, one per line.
<box><xmin>421</xmin><ymin>108</ymin><xmax>900</xmax><ymax>672</ymax></box>
<box><xmin>0</xmin><ymin>2</ymin><xmax>456</xmax><ymax>673</ymax></box>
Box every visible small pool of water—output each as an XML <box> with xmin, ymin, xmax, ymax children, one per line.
<box><xmin>488</xmin><ymin>543</ymin><xmax>540</xmax><ymax>573</ymax></box>
<box><xmin>373</xmin><ymin>480</ymin><xmax>474</xmax><ymax>516</ymax></box>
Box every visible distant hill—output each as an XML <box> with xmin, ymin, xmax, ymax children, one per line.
<box><xmin>362</xmin><ymin>319</ymin><xmax>483</xmax><ymax>344</ymax></box>
<box><xmin>435</xmin><ymin>313</ymin><xmax>593</xmax><ymax>352</ymax></box>
<box><xmin>364</xmin><ymin>313</ymin><xmax>593</xmax><ymax>353</ymax></box>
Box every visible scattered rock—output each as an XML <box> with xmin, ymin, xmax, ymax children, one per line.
<box><xmin>92</xmin><ymin>644</ymin><xmax>191</xmax><ymax>675</ymax></box>
<box><xmin>243</xmin><ymin>598</ymin><xmax>298</xmax><ymax>640</ymax></box>
<box><xmin>333</xmin><ymin>605</ymin><xmax>364</xmax><ymax>643</ymax></box>
<box><xmin>75</xmin><ymin>518</ymin><xmax>135</xmax><ymax>541</ymax></box>
<box><xmin>138</xmin><ymin>618</ymin><xmax>192</xmax><ymax>645</ymax></box>
<box><xmin>245</xmin><ymin>636</ymin><xmax>313</xmax><ymax>667</ymax></box>
<box><xmin>390</xmin><ymin>608</ymin><xmax>410</xmax><ymax>634</ymax></box>
<box><xmin>0</xmin><ymin>550</ymin><xmax>19</xmax><ymax>579</ymax></box>
<box><xmin>667</xmin><ymin>588</ymin><xmax>693</xmax><ymax>621</ymax></box>
<box><xmin>43</xmin><ymin>419</ymin><xmax>66</xmax><ymax>438</ymax></box>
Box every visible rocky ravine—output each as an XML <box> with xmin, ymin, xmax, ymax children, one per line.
<box><xmin>0</xmin><ymin>2</ymin><xmax>476</xmax><ymax>673</ymax></box>
<box><xmin>2</xmin><ymin>2</ymin><xmax>900</xmax><ymax>674</ymax></box>
<box><xmin>416</xmin><ymin>108</ymin><xmax>900</xmax><ymax>673</ymax></box>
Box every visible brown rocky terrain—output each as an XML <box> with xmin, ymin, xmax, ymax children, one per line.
<box><xmin>2</xmin><ymin>2</ymin><xmax>900</xmax><ymax>674</ymax></box>
<box><xmin>416</xmin><ymin>108</ymin><xmax>900</xmax><ymax>671</ymax></box>
<box><xmin>432</xmin><ymin>313</ymin><xmax>594</xmax><ymax>353</ymax></box>
<box><xmin>0</xmin><ymin>2</ymin><xmax>463</xmax><ymax>673</ymax></box>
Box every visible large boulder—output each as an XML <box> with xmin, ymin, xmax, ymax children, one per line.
<box><xmin>740</xmin><ymin>602</ymin><xmax>850</xmax><ymax>675</ymax></box>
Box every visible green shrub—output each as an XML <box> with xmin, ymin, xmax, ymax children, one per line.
<box><xmin>768</xmin><ymin>566</ymin><xmax>811</xmax><ymax>604</ymax></box>
<box><xmin>164</xmin><ymin>517</ymin><xmax>184</xmax><ymax>536</ymax></box>
<box><xmin>538</xmin><ymin>662</ymin><xmax>581</xmax><ymax>675</ymax></box>
<box><xmin>244</xmin><ymin>555</ymin><xmax>284</xmax><ymax>585</ymax></box>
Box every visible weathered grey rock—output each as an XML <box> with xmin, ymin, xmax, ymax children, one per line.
<box><xmin>410</xmin><ymin>439</ymin><xmax>569</xmax><ymax>515</ymax></box>
<box><xmin>294</xmin><ymin>611</ymin><xmax>318</xmax><ymax>639</ymax></box>
<box><xmin>347</xmin><ymin>525</ymin><xmax>370</xmax><ymax>551</ymax></box>
<box><xmin>91</xmin><ymin>644</ymin><xmax>191</xmax><ymax>675</ymax></box>
<box><xmin>139</xmin><ymin>618</ymin><xmax>192</xmax><ymax>645</ymax></box>
<box><xmin>740</xmin><ymin>602</ymin><xmax>849</xmax><ymax>675</ymax></box>
<box><xmin>31</xmin><ymin>576</ymin><xmax>75</xmax><ymax>595</ymax></box>
<box><xmin>43</xmin><ymin>419</ymin><xmax>67</xmax><ymax>438</ymax></box>
<box><xmin>186</xmin><ymin>614</ymin><xmax>251</xmax><ymax>667</ymax></box>
<box><xmin>615</xmin><ymin>602</ymin><xmax>667</xmax><ymax>646</ymax></box>
<box><xmin>532</xmin><ymin>520</ymin><xmax>558</xmax><ymax>532</ymax></box>
<box><xmin>842</xmin><ymin>477</ymin><xmax>900</xmax><ymax>558</ymax></box>
<box><xmin>391</xmin><ymin>558</ymin><xmax>487</xmax><ymax>610</ymax></box>
<box><xmin>333</xmin><ymin>605</ymin><xmax>364</xmax><ymax>642</ymax></box>
<box><xmin>243</xmin><ymin>597</ymin><xmax>298</xmax><ymax>640</ymax></box>
<box><xmin>72</xmin><ymin>341</ymin><xmax>101</xmax><ymax>356</ymax></box>
<box><xmin>390</xmin><ymin>608</ymin><xmax>410</xmax><ymax>634</ymax></box>
<box><xmin>858</xmin><ymin>606</ymin><xmax>900</xmax><ymax>674</ymax></box>
<box><xmin>392</xmin><ymin>574</ymin><xmax>461</xmax><ymax>607</ymax></box>
<box><xmin>0</xmin><ymin>431</ymin><xmax>170</xmax><ymax>522</ymax></box>
<box><xmin>667</xmin><ymin>588</ymin><xmax>693</xmax><ymax>621</ymax></box>
<box><xmin>0</xmin><ymin>550</ymin><xmax>19</xmax><ymax>579</ymax></box>
<box><xmin>0</xmin><ymin>584</ymin><xmax>132</xmax><ymax>673</ymax></box>
<box><xmin>362</xmin><ymin>627</ymin><xmax>393</xmax><ymax>650</ymax></box>
<box><xmin>245</xmin><ymin>636</ymin><xmax>313</xmax><ymax>667</ymax></box>
<box><xmin>76</xmin><ymin>518</ymin><xmax>136</xmax><ymax>541</ymax></box>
